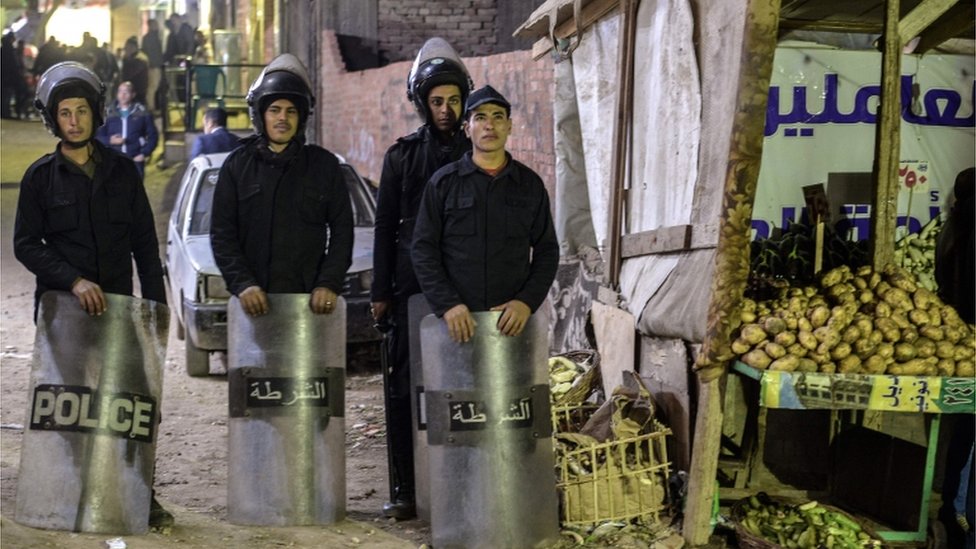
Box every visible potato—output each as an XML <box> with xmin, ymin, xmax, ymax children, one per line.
<box><xmin>827</xmin><ymin>283</ymin><xmax>854</xmax><ymax>302</ymax></box>
<box><xmin>797</xmin><ymin>358</ymin><xmax>818</xmax><ymax>372</ymax></box>
<box><xmin>741</xmin><ymin>311</ymin><xmax>757</xmax><ymax>324</ymax></box>
<box><xmin>770</xmin><ymin>355</ymin><xmax>800</xmax><ymax>372</ymax></box>
<box><xmin>868</xmin><ymin>271</ymin><xmax>882</xmax><ymax>289</ymax></box>
<box><xmin>919</xmin><ymin>325</ymin><xmax>945</xmax><ymax>342</ymax></box>
<box><xmin>935</xmin><ymin>340</ymin><xmax>956</xmax><ymax>359</ymax></box>
<box><xmin>814</xmin><ymin>326</ymin><xmax>841</xmax><ymax>348</ymax></box>
<box><xmin>936</xmin><ymin>358</ymin><xmax>956</xmax><ymax>377</ymax></box>
<box><xmin>787</xmin><ymin>296</ymin><xmax>807</xmax><ymax>314</ymax></box>
<box><xmin>859</xmin><ymin>290</ymin><xmax>875</xmax><ymax>304</ymax></box>
<box><xmin>853</xmin><ymin>315</ymin><xmax>874</xmax><ymax>336</ymax></box>
<box><xmin>914</xmin><ymin>337</ymin><xmax>936</xmax><ymax>358</ymax></box>
<box><xmin>877</xmin><ymin>342</ymin><xmax>895</xmax><ymax>360</ymax></box>
<box><xmin>927</xmin><ymin>306</ymin><xmax>943</xmax><ymax>327</ymax></box>
<box><xmin>869</xmin><ymin>330</ymin><xmax>884</xmax><ymax>346</ymax></box>
<box><xmin>838</xmin><ymin>354</ymin><xmax>862</xmax><ymax>374</ymax></box>
<box><xmin>856</xmin><ymin>265</ymin><xmax>874</xmax><ymax>277</ymax></box>
<box><xmin>763</xmin><ymin>342</ymin><xmax>787</xmax><ymax>359</ymax></box>
<box><xmin>787</xmin><ymin>343</ymin><xmax>807</xmax><ymax>358</ymax></box>
<box><xmin>853</xmin><ymin>276</ymin><xmax>868</xmax><ymax>290</ymax></box>
<box><xmin>797</xmin><ymin>317</ymin><xmax>813</xmax><ymax>333</ymax></box>
<box><xmin>955</xmin><ymin>345</ymin><xmax>976</xmax><ymax>362</ymax></box>
<box><xmin>888</xmin><ymin>357</ymin><xmax>938</xmax><ymax>376</ymax></box>
<box><xmin>763</xmin><ymin>316</ymin><xmax>787</xmax><ymax>336</ymax></box>
<box><xmin>774</xmin><ymin>331</ymin><xmax>797</xmax><ymax>347</ymax></box>
<box><xmin>820</xmin><ymin>266</ymin><xmax>850</xmax><ymax>287</ymax></box>
<box><xmin>957</xmin><ymin>360</ymin><xmax>975</xmax><ymax>377</ymax></box>
<box><xmin>742</xmin><ymin>298</ymin><xmax>757</xmax><ymax>313</ymax></box>
<box><xmin>830</xmin><ymin>342</ymin><xmax>852</xmax><ymax>361</ymax></box>
<box><xmin>808</xmin><ymin>350</ymin><xmax>830</xmax><ymax>365</ymax></box>
<box><xmin>742</xmin><ymin>349</ymin><xmax>772</xmax><ymax>369</ymax></box>
<box><xmin>784</xmin><ymin>315</ymin><xmax>799</xmax><ymax>331</ymax></box>
<box><xmin>909</xmin><ymin>309</ymin><xmax>932</xmax><ymax>326</ymax></box>
<box><xmin>891</xmin><ymin>312</ymin><xmax>912</xmax><ymax>330</ymax></box>
<box><xmin>731</xmin><ymin>337</ymin><xmax>752</xmax><ymax>355</ymax></box>
<box><xmin>875</xmin><ymin>318</ymin><xmax>901</xmax><ymax>342</ymax></box>
<box><xmin>803</xmin><ymin>286</ymin><xmax>818</xmax><ymax>297</ymax></box>
<box><xmin>901</xmin><ymin>328</ymin><xmax>919</xmax><ymax>344</ymax></box>
<box><xmin>883</xmin><ymin>287</ymin><xmax>914</xmax><ymax>311</ymax></box>
<box><xmin>887</xmin><ymin>271</ymin><xmax>918</xmax><ymax>293</ymax></box>
<box><xmin>894</xmin><ymin>342</ymin><xmax>918</xmax><ymax>362</ymax></box>
<box><xmin>740</xmin><ymin>324</ymin><xmax>767</xmax><ymax>345</ymax></box>
<box><xmin>942</xmin><ymin>306</ymin><xmax>964</xmax><ymax>327</ymax></box>
<box><xmin>854</xmin><ymin>338</ymin><xmax>878</xmax><ymax>359</ymax></box>
<box><xmin>797</xmin><ymin>330</ymin><xmax>818</xmax><ymax>351</ymax></box>
<box><xmin>809</xmin><ymin>306</ymin><xmax>831</xmax><ymax>329</ymax></box>
<box><xmin>913</xmin><ymin>287</ymin><xmax>938</xmax><ymax>310</ymax></box>
<box><xmin>863</xmin><ymin>355</ymin><xmax>887</xmax><ymax>374</ymax></box>
<box><xmin>875</xmin><ymin>300</ymin><xmax>893</xmax><ymax>318</ymax></box>
<box><xmin>841</xmin><ymin>325</ymin><xmax>861</xmax><ymax>344</ymax></box>
<box><xmin>820</xmin><ymin>362</ymin><xmax>837</xmax><ymax>374</ymax></box>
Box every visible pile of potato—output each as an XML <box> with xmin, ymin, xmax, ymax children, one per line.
<box><xmin>893</xmin><ymin>215</ymin><xmax>942</xmax><ymax>292</ymax></box>
<box><xmin>732</xmin><ymin>263</ymin><xmax>975</xmax><ymax>377</ymax></box>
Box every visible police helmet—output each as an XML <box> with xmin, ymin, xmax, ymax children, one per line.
<box><xmin>34</xmin><ymin>62</ymin><xmax>106</xmax><ymax>138</ymax></box>
<box><xmin>407</xmin><ymin>38</ymin><xmax>473</xmax><ymax>126</ymax></box>
<box><xmin>246</xmin><ymin>53</ymin><xmax>316</xmax><ymax>138</ymax></box>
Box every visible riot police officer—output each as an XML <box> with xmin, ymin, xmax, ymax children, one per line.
<box><xmin>210</xmin><ymin>53</ymin><xmax>353</xmax><ymax>316</ymax></box>
<box><xmin>12</xmin><ymin>61</ymin><xmax>171</xmax><ymax>528</ymax></box>
<box><xmin>371</xmin><ymin>37</ymin><xmax>473</xmax><ymax>519</ymax></box>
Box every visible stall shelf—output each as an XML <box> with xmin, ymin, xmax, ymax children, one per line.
<box><xmin>733</xmin><ymin>360</ymin><xmax>975</xmax><ymax>543</ymax></box>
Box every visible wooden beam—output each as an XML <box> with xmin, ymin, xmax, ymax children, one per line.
<box><xmin>620</xmin><ymin>225</ymin><xmax>693</xmax><ymax>258</ymax></box>
<box><xmin>683</xmin><ymin>0</ymin><xmax>782</xmax><ymax>545</ymax></box>
<box><xmin>869</xmin><ymin>0</ymin><xmax>903</xmax><ymax>271</ymax></box>
<box><xmin>530</xmin><ymin>0</ymin><xmax>620</xmax><ymax>60</ymax></box>
<box><xmin>606</xmin><ymin>0</ymin><xmax>637</xmax><ymax>288</ymax></box>
<box><xmin>899</xmin><ymin>0</ymin><xmax>958</xmax><ymax>44</ymax></box>
<box><xmin>915</xmin><ymin>3</ymin><xmax>975</xmax><ymax>53</ymax></box>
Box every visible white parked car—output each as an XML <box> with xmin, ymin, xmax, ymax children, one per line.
<box><xmin>164</xmin><ymin>152</ymin><xmax>379</xmax><ymax>376</ymax></box>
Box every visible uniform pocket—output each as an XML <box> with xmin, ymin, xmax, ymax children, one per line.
<box><xmin>45</xmin><ymin>191</ymin><xmax>79</xmax><ymax>232</ymax></box>
<box><xmin>299</xmin><ymin>188</ymin><xmax>329</xmax><ymax>225</ymax></box>
<box><xmin>444</xmin><ymin>194</ymin><xmax>475</xmax><ymax>236</ymax></box>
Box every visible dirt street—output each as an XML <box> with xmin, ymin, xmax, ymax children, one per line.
<box><xmin>0</xmin><ymin>118</ymin><xmax>429</xmax><ymax>548</ymax></box>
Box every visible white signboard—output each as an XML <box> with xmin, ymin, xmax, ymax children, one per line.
<box><xmin>754</xmin><ymin>46</ymin><xmax>974</xmax><ymax>241</ymax></box>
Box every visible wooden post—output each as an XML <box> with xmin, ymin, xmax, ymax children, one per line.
<box><xmin>684</xmin><ymin>0</ymin><xmax>781</xmax><ymax>544</ymax></box>
<box><xmin>606</xmin><ymin>0</ymin><xmax>637</xmax><ymax>288</ymax></box>
<box><xmin>870</xmin><ymin>0</ymin><xmax>902</xmax><ymax>271</ymax></box>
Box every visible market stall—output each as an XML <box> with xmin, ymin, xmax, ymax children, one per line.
<box><xmin>517</xmin><ymin>0</ymin><xmax>974</xmax><ymax>545</ymax></box>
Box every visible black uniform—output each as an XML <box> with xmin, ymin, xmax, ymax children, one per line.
<box><xmin>372</xmin><ymin>125</ymin><xmax>470</xmax><ymax>502</ymax></box>
<box><xmin>13</xmin><ymin>141</ymin><xmax>166</xmax><ymax>313</ymax></box>
<box><xmin>412</xmin><ymin>151</ymin><xmax>559</xmax><ymax>315</ymax></box>
<box><xmin>210</xmin><ymin>136</ymin><xmax>354</xmax><ymax>296</ymax></box>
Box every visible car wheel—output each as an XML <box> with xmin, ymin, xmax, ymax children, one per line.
<box><xmin>186</xmin><ymin>339</ymin><xmax>209</xmax><ymax>377</ymax></box>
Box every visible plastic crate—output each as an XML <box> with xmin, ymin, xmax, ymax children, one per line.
<box><xmin>552</xmin><ymin>404</ymin><xmax>672</xmax><ymax>526</ymax></box>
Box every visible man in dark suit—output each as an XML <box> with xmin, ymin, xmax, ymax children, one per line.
<box><xmin>190</xmin><ymin>108</ymin><xmax>239</xmax><ymax>158</ymax></box>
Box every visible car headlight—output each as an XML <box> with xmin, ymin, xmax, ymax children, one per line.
<box><xmin>199</xmin><ymin>274</ymin><xmax>231</xmax><ymax>301</ymax></box>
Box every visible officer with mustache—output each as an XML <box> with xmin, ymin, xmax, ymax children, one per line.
<box><xmin>210</xmin><ymin>53</ymin><xmax>353</xmax><ymax>317</ymax></box>
<box><xmin>371</xmin><ymin>37</ymin><xmax>473</xmax><ymax>520</ymax></box>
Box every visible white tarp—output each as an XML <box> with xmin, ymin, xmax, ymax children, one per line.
<box><xmin>618</xmin><ymin>0</ymin><xmax>700</xmax><ymax>320</ymax></box>
<box><xmin>754</xmin><ymin>46</ymin><xmax>975</xmax><ymax>238</ymax></box>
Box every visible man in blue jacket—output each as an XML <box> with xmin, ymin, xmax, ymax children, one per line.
<box><xmin>190</xmin><ymin>108</ymin><xmax>240</xmax><ymax>158</ymax></box>
<box><xmin>95</xmin><ymin>81</ymin><xmax>158</xmax><ymax>178</ymax></box>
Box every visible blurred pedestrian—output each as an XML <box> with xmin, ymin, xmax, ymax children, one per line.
<box><xmin>95</xmin><ymin>81</ymin><xmax>158</xmax><ymax>178</ymax></box>
<box><xmin>120</xmin><ymin>36</ymin><xmax>150</xmax><ymax>105</ymax></box>
<box><xmin>142</xmin><ymin>19</ymin><xmax>163</xmax><ymax>112</ymax></box>
<box><xmin>190</xmin><ymin>107</ymin><xmax>239</xmax><ymax>158</ymax></box>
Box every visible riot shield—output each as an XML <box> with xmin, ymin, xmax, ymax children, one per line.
<box><xmin>407</xmin><ymin>293</ymin><xmax>432</xmax><ymax>522</ymax></box>
<box><xmin>226</xmin><ymin>294</ymin><xmax>346</xmax><ymax>525</ymax></box>
<box><xmin>421</xmin><ymin>310</ymin><xmax>559</xmax><ymax>549</ymax></box>
<box><xmin>15</xmin><ymin>291</ymin><xmax>169</xmax><ymax>534</ymax></box>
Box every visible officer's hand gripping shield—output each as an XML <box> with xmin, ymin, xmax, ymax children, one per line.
<box><xmin>15</xmin><ymin>292</ymin><xmax>169</xmax><ymax>534</ymax></box>
<box><xmin>420</xmin><ymin>310</ymin><xmax>559</xmax><ymax>549</ymax></box>
<box><xmin>226</xmin><ymin>294</ymin><xmax>346</xmax><ymax>525</ymax></box>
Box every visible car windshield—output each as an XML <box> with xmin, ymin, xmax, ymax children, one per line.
<box><xmin>188</xmin><ymin>165</ymin><xmax>375</xmax><ymax>236</ymax></box>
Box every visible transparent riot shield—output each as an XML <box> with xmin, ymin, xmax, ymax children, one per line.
<box><xmin>407</xmin><ymin>293</ymin><xmax>432</xmax><ymax>522</ymax></box>
<box><xmin>421</xmin><ymin>310</ymin><xmax>559</xmax><ymax>549</ymax></box>
<box><xmin>15</xmin><ymin>291</ymin><xmax>169</xmax><ymax>534</ymax></box>
<box><xmin>226</xmin><ymin>294</ymin><xmax>345</xmax><ymax>525</ymax></box>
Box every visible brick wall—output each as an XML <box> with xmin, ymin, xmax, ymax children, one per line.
<box><xmin>315</xmin><ymin>30</ymin><xmax>555</xmax><ymax>195</ymax></box>
<box><xmin>377</xmin><ymin>0</ymin><xmax>499</xmax><ymax>62</ymax></box>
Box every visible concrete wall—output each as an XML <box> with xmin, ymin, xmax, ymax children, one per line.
<box><xmin>315</xmin><ymin>29</ymin><xmax>555</xmax><ymax>193</ymax></box>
